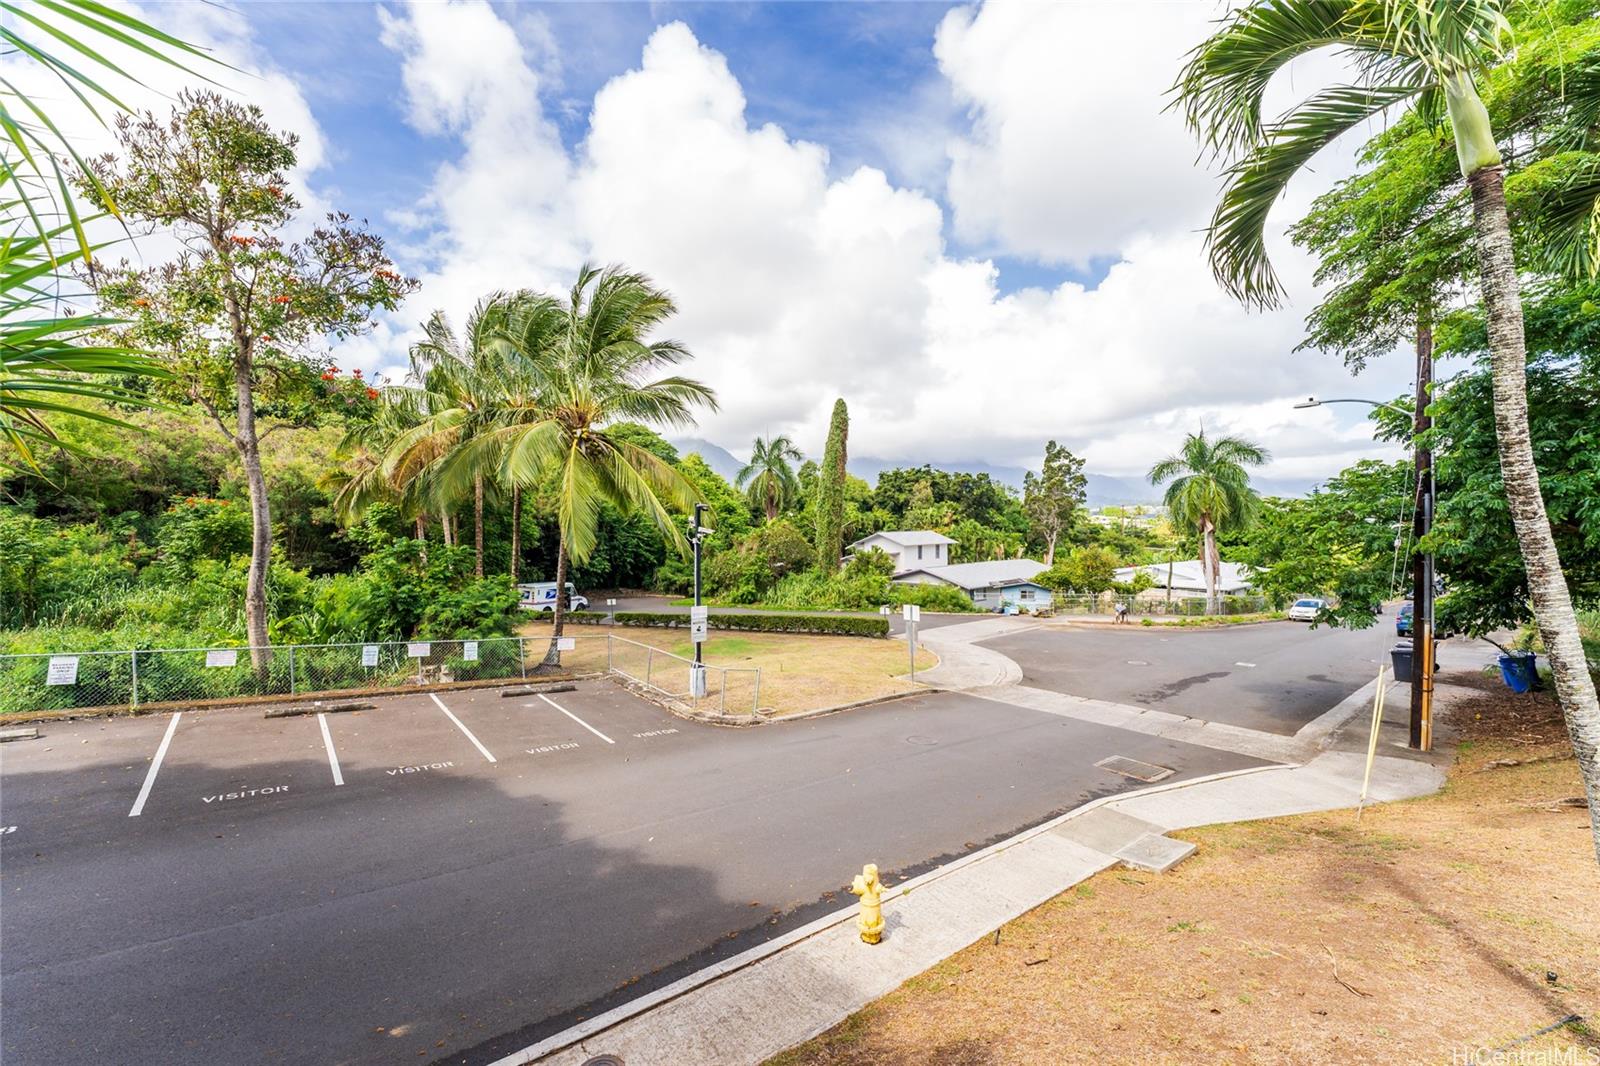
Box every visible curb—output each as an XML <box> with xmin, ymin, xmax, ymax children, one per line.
<box><xmin>496</xmin><ymin>760</ymin><xmax>1289</xmax><ymax>1066</ymax></box>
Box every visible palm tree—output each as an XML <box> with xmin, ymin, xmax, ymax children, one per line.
<box><xmin>326</xmin><ymin>386</ymin><xmax>433</xmax><ymax>547</ymax></box>
<box><xmin>1148</xmin><ymin>430</ymin><xmax>1268</xmax><ymax>613</ymax></box>
<box><xmin>438</xmin><ymin>265</ymin><xmax>716</xmax><ymax>666</ymax></box>
<box><xmin>1175</xmin><ymin>0</ymin><xmax>1600</xmax><ymax>861</ymax></box>
<box><xmin>387</xmin><ymin>296</ymin><xmax>521</xmax><ymax>577</ymax></box>
<box><xmin>1</xmin><ymin>2</ymin><xmax>213</xmax><ymax>470</ymax></box>
<box><xmin>736</xmin><ymin>435</ymin><xmax>803</xmax><ymax>521</ymax></box>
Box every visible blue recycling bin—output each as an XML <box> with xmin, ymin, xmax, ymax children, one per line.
<box><xmin>1498</xmin><ymin>652</ymin><xmax>1537</xmax><ymax>694</ymax></box>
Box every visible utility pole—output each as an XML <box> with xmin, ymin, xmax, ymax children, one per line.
<box><xmin>1411</xmin><ymin>324</ymin><xmax>1436</xmax><ymax>751</ymax></box>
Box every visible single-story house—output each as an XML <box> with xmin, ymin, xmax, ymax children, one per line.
<box><xmin>847</xmin><ymin>530</ymin><xmax>956</xmax><ymax>574</ymax></box>
<box><xmin>1113</xmin><ymin>560</ymin><xmax>1256</xmax><ymax>600</ymax></box>
<box><xmin>893</xmin><ymin>558</ymin><xmax>1053</xmax><ymax>612</ymax></box>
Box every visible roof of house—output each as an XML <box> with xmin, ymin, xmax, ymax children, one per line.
<box><xmin>896</xmin><ymin>559</ymin><xmax>1049</xmax><ymax>591</ymax></box>
<box><xmin>849</xmin><ymin>529</ymin><xmax>957</xmax><ymax>549</ymax></box>
<box><xmin>1114</xmin><ymin>560</ymin><xmax>1255</xmax><ymax>592</ymax></box>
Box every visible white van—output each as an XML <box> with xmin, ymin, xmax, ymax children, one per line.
<box><xmin>516</xmin><ymin>582</ymin><xmax>589</xmax><ymax>613</ymax></box>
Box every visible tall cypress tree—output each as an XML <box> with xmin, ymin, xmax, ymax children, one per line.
<box><xmin>815</xmin><ymin>398</ymin><xmax>849</xmax><ymax>570</ymax></box>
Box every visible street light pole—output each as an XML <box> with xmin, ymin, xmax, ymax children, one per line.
<box><xmin>691</xmin><ymin>502</ymin><xmax>707</xmax><ymax>669</ymax></box>
<box><xmin>1294</xmin><ymin>393</ymin><xmax>1434</xmax><ymax>751</ymax></box>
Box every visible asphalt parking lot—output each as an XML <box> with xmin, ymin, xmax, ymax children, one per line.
<box><xmin>0</xmin><ymin>679</ymin><xmax>1263</xmax><ymax>1065</ymax></box>
<box><xmin>982</xmin><ymin>612</ymin><xmax>1403</xmax><ymax>735</ymax></box>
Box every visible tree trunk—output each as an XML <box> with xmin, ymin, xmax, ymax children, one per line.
<box><xmin>442</xmin><ymin>511</ymin><xmax>454</xmax><ymax>548</ymax></box>
<box><xmin>1201</xmin><ymin>518</ymin><xmax>1218</xmax><ymax>615</ymax></box>
<box><xmin>473</xmin><ymin>474</ymin><xmax>485</xmax><ymax>578</ymax></box>
<box><xmin>1044</xmin><ymin>532</ymin><xmax>1057</xmax><ymax>568</ymax></box>
<box><xmin>542</xmin><ymin>531</ymin><xmax>569</xmax><ymax>669</ymax></box>
<box><xmin>1468</xmin><ymin>164</ymin><xmax>1600</xmax><ymax>862</ymax></box>
<box><xmin>229</xmin><ymin>352</ymin><xmax>272</xmax><ymax>669</ymax></box>
<box><xmin>509</xmin><ymin>487</ymin><xmax>521</xmax><ymax>584</ymax></box>
<box><xmin>415</xmin><ymin>513</ymin><xmax>428</xmax><ymax>566</ymax></box>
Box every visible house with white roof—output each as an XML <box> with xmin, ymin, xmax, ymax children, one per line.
<box><xmin>847</xmin><ymin>530</ymin><xmax>956</xmax><ymax>574</ymax></box>
<box><xmin>1114</xmin><ymin>560</ymin><xmax>1256</xmax><ymax>600</ymax></box>
<box><xmin>893</xmin><ymin>558</ymin><xmax>1053</xmax><ymax>613</ymax></box>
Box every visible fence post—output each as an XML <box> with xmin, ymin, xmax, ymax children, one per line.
<box><xmin>519</xmin><ymin>637</ymin><xmax>527</xmax><ymax>679</ymax></box>
<box><xmin>130</xmin><ymin>650</ymin><xmax>139</xmax><ymax>710</ymax></box>
<box><xmin>288</xmin><ymin>645</ymin><xmax>297</xmax><ymax>695</ymax></box>
<box><xmin>752</xmin><ymin>668</ymin><xmax>760</xmax><ymax>716</ymax></box>
<box><xmin>646</xmin><ymin>647</ymin><xmax>654</xmax><ymax>689</ymax></box>
<box><xmin>606</xmin><ymin>634</ymin><xmax>614</xmax><ymax>674</ymax></box>
<box><xmin>719</xmin><ymin>668</ymin><xmax>726</xmax><ymax>714</ymax></box>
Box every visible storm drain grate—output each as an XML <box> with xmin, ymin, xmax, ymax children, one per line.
<box><xmin>1095</xmin><ymin>755</ymin><xmax>1175</xmax><ymax>783</ymax></box>
<box><xmin>582</xmin><ymin>1056</ymin><xmax>625</xmax><ymax>1066</ymax></box>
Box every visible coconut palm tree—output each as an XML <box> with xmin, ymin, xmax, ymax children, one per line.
<box><xmin>437</xmin><ymin>265</ymin><xmax>716</xmax><ymax>666</ymax></box>
<box><xmin>1148</xmin><ymin>431</ymin><xmax>1268</xmax><ymax>613</ymax></box>
<box><xmin>326</xmin><ymin>385</ymin><xmax>433</xmax><ymax>545</ymax></box>
<box><xmin>386</xmin><ymin>296</ymin><xmax>521</xmax><ymax>577</ymax></box>
<box><xmin>736</xmin><ymin>435</ymin><xmax>803</xmax><ymax>521</ymax></box>
<box><xmin>1174</xmin><ymin>0</ymin><xmax>1600</xmax><ymax>861</ymax></box>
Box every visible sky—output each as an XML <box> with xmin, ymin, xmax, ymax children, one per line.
<box><xmin>17</xmin><ymin>0</ymin><xmax>1446</xmax><ymax>486</ymax></box>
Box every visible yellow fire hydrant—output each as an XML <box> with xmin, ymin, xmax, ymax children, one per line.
<box><xmin>850</xmin><ymin>863</ymin><xmax>885</xmax><ymax>944</ymax></box>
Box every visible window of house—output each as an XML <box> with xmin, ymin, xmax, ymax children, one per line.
<box><xmin>918</xmin><ymin>545</ymin><xmax>924</xmax><ymax>560</ymax></box>
<box><xmin>1020</xmin><ymin>589</ymin><xmax>1035</xmax><ymax>601</ymax></box>
<box><xmin>934</xmin><ymin>544</ymin><xmax>941</xmax><ymax>558</ymax></box>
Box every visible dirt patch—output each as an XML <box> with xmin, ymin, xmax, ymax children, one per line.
<box><xmin>769</xmin><ymin>679</ymin><xmax>1598</xmax><ymax>1065</ymax></box>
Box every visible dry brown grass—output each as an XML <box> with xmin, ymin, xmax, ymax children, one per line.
<box><xmin>521</xmin><ymin>626</ymin><xmax>935</xmax><ymax>716</ymax></box>
<box><xmin>768</xmin><ymin>672</ymin><xmax>1599</xmax><ymax>1065</ymax></box>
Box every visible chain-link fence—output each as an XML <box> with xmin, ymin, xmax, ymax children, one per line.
<box><xmin>0</xmin><ymin>637</ymin><xmax>538</xmax><ymax>715</ymax></box>
<box><xmin>1046</xmin><ymin>593</ymin><xmax>1271</xmax><ymax>618</ymax></box>
<box><xmin>606</xmin><ymin>635</ymin><xmax>760</xmax><ymax>716</ymax></box>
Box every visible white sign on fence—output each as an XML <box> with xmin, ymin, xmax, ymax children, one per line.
<box><xmin>901</xmin><ymin>604</ymin><xmax>921</xmax><ymax>622</ymax></box>
<box><xmin>407</xmin><ymin>642</ymin><xmax>431</xmax><ymax>659</ymax></box>
<box><xmin>689</xmin><ymin>605</ymin><xmax>709</xmax><ymax>644</ymax></box>
<box><xmin>556</xmin><ymin>637</ymin><xmax>576</xmax><ymax>651</ymax></box>
<box><xmin>45</xmin><ymin>655</ymin><xmax>79</xmax><ymax>686</ymax></box>
<box><xmin>463</xmin><ymin>641</ymin><xmax>479</xmax><ymax>662</ymax></box>
<box><xmin>362</xmin><ymin>644</ymin><xmax>380</xmax><ymax>667</ymax></box>
<box><xmin>204</xmin><ymin>649</ymin><xmax>238</xmax><ymax>669</ymax></box>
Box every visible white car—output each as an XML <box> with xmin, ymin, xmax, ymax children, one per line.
<box><xmin>1286</xmin><ymin>597</ymin><xmax>1326</xmax><ymax>622</ymax></box>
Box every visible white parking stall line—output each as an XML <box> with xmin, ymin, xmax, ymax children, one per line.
<box><xmin>128</xmin><ymin>713</ymin><xmax>182</xmax><ymax>818</ymax></box>
<box><xmin>430</xmin><ymin>692</ymin><xmax>497</xmax><ymax>763</ymax></box>
<box><xmin>317</xmin><ymin>713</ymin><xmax>345</xmax><ymax>786</ymax></box>
<box><xmin>538</xmin><ymin>693</ymin><xmax>615</xmax><ymax>745</ymax></box>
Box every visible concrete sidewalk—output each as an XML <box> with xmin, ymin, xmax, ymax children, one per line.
<box><xmin>497</xmin><ymin>627</ymin><xmax>1489</xmax><ymax>1066</ymax></box>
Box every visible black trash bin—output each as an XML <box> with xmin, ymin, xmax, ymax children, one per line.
<box><xmin>1390</xmin><ymin>640</ymin><xmax>1414</xmax><ymax>683</ymax></box>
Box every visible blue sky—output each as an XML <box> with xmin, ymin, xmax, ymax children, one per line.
<box><xmin>121</xmin><ymin>0</ymin><xmax>1413</xmax><ymax>483</ymax></box>
<box><xmin>240</xmin><ymin>0</ymin><xmax>1108</xmax><ymax>295</ymax></box>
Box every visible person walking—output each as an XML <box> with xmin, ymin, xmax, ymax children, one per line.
<box><xmin>1114</xmin><ymin>599</ymin><xmax>1129</xmax><ymax>625</ymax></box>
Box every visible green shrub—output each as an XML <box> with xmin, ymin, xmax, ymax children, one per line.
<box><xmin>539</xmin><ymin>610</ymin><xmax>890</xmax><ymax>638</ymax></box>
<box><xmin>888</xmin><ymin>583</ymin><xmax>978</xmax><ymax>613</ymax></box>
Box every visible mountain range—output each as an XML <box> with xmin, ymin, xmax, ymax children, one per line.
<box><xmin>667</xmin><ymin>437</ymin><xmax>1317</xmax><ymax>507</ymax></box>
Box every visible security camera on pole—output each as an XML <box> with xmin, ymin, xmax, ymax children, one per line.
<box><xmin>688</xmin><ymin>502</ymin><xmax>711</xmax><ymax>699</ymax></box>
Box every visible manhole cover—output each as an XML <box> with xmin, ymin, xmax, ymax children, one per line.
<box><xmin>1095</xmin><ymin>755</ymin><xmax>1175</xmax><ymax>783</ymax></box>
<box><xmin>906</xmin><ymin>734</ymin><xmax>938</xmax><ymax>746</ymax></box>
<box><xmin>582</xmin><ymin>1056</ymin><xmax>625</xmax><ymax>1066</ymax></box>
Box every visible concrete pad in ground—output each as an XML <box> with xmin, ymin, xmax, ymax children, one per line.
<box><xmin>1114</xmin><ymin>833</ymin><xmax>1197</xmax><ymax>873</ymax></box>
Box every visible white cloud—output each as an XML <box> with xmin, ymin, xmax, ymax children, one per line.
<box><xmin>364</xmin><ymin>0</ymin><xmax>1408</xmax><ymax>487</ymax></box>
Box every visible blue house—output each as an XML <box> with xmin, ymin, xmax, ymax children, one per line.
<box><xmin>892</xmin><ymin>559</ymin><xmax>1053</xmax><ymax>613</ymax></box>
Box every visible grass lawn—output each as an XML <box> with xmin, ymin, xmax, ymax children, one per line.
<box><xmin>521</xmin><ymin>625</ymin><xmax>936</xmax><ymax>716</ymax></box>
<box><xmin>768</xmin><ymin>671</ymin><xmax>1598</xmax><ymax>1064</ymax></box>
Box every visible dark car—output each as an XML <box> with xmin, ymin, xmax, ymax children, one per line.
<box><xmin>1396</xmin><ymin>602</ymin><xmax>1414</xmax><ymax>636</ymax></box>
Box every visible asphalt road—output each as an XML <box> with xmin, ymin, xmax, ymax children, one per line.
<box><xmin>0</xmin><ymin>682</ymin><xmax>1261</xmax><ymax>1065</ymax></box>
<box><xmin>982</xmin><ymin>612</ymin><xmax>1404</xmax><ymax>735</ymax></box>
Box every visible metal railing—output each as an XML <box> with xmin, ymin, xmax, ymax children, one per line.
<box><xmin>606</xmin><ymin>635</ymin><xmax>761</xmax><ymax>716</ymax></box>
<box><xmin>0</xmin><ymin>637</ymin><xmax>542</xmax><ymax>715</ymax></box>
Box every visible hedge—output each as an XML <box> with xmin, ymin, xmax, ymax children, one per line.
<box><xmin>532</xmin><ymin>610</ymin><xmax>890</xmax><ymax>638</ymax></box>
